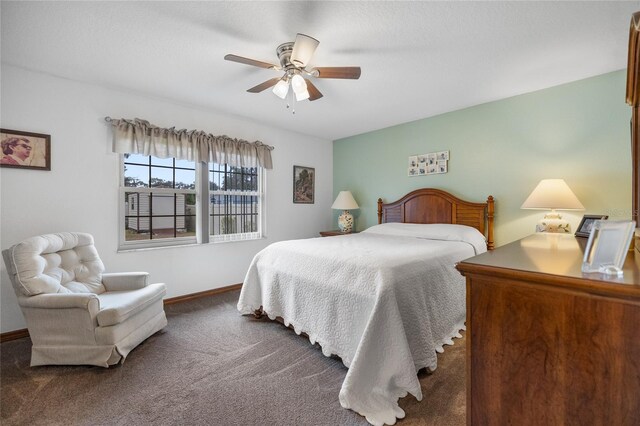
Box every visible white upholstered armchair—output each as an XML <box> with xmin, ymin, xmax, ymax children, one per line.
<box><xmin>2</xmin><ymin>232</ymin><xmax>167</xmax><ymax>367</ymax></box>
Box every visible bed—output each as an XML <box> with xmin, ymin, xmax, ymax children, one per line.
<box><xmin>237</xmin><ymin>188</ymin><xmax>494</xmax><ymax>425</ymax></box>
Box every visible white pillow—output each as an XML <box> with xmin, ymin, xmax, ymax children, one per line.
<box><xmin>362</xmin><ymin>223</ymin><xmax>487</xmax><ymax>254</ymax></box>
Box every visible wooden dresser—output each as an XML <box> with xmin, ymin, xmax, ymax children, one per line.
<box><xmin>456</xmin><ymin>234</ymin><xmax>640</xmax><ymax>425</ymax></box>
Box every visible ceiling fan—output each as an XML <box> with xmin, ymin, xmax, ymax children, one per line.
<box><xmin>224</xmin><ymin>33</ymin><xmax>361</xmax><ymax>104</ymax></box>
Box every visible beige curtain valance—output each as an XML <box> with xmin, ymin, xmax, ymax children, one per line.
<box><xmin>108</xmin><ymin>118</ymin><xmax>274</xmax><ymax>169</ymax></box>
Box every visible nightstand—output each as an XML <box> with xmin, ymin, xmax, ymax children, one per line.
<box><xmin>319</xmin><ymin>230</ymin><xmax>358</xmax><ymax>237</ymax></box>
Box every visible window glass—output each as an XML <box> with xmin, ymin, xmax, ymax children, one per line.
<box><xmin>175</xmin><ymin>158</ymin><xmax>193</xmax><ymax>169</ymax></box>
<box><xmin>124</xmin><ymin>164</ymin><xmax>149</xmax><ymax>187</ymax></box>
<box><xmin>150</xmin><ymin>166</ymin><xmax>174</xmax><ymax>188</ymax></box>
<box><xmin>150</xmin><ymin>157</ymin><xmax>173</xmax><ymax>167</ymax></box>
<box><xmin>124</xmin><ymin>191</ymin><xmax>150</xmax><ymax>242</ymax></box>
<box><xmin>149</xmin><ymin>193</ymin><xmax>176</xmax><ymax>239</ymax></box>
<box><xmin>121</xmin><ymin>155</ymin><xmax>261</xmax><ymax>249</ymax></box>
<box><xmin>125</xmin><ymin>153</ymin><xmax>150</xmax><ymax>165</ymax></box>
<box><xmin>175</xmin><ymin>169</ymin><xmax>196</xmax><ymax>189</ymax></box>
<box><xmin>210</xmin><ymin>167</ymin><xmax>222</xmax><ymax>190</ymax></box>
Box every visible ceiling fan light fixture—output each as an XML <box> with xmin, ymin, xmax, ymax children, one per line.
<box><xmin>225</xmin><ymin>33</ymin><xmax>360</xmax><ymax>107</ymax></box>
<box><xmin>272</xmin><ymin>79</ymin><xmax>290</xmax><ymax>99</ymax></box>
<box><xmin>291</xmin><ymin>74</ymin><xmax>308</xmax><ymax>95</ymax></box>
<box><xmin>295</xmin><ymin>89</ymin><xmax>310</xmax><ymax>101</ymax></box>
<box><xmin>290</xmin><ymin>33</ymin><xmax>320</xmax><ymax>67</ymax></box>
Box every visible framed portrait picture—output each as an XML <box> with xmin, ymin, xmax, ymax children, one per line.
<box><xmin>293</xmin><ymin>165</ymin><xmax>315</xmax><ymax>204</ymax></box>
<box><xmin>0</xmin><ymin>128</ymin><xmax>51</xmax><ymax>171</ymax></box>
<box><xmin>575</xmin><ymin>214</ymin><xmax>608</xmax><ymax>238</ymax></box>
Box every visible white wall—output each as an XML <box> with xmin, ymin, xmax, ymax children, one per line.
<box><xmin>0</xmin><ymin>64</ymin><xmax>333</xmax><ymax>333</ymax></box>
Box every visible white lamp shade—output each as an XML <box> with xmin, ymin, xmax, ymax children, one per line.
<box><xmin>521</xmin><ymin>179</ymin><xmax>584</xmax><ymax>210</ymax></box>
<box><xmin>291</xmin><ymin>74</ymin><xmax>308</xmax><ymax>95</ymax></box>
<box><xmin>290</xmin><ymin>33</ymin><xmax>319</xmax><ymax>67</ymax></box>
<box><xmin>295</xmin><ymin>89</ymin><xmax>310</xmax><ymax>101</ymax></box>
<box><xmin>272</xmin><ymin>79</ymin><xmax>289</xmax><ymax>99</ymax></box>
<box><xmin>332</xmin><ymin>191</ymin><xmax>359</xmax><ymax>210</ymax></box>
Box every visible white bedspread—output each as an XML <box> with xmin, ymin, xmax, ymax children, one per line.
<box><xmin>237</xmin><ymin>229</ymin><xmax>482</xmax><ymax>425</ymax></box>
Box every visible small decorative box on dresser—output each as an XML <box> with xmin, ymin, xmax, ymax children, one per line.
<box><xmin>319</xmin><ymin>230</ymin><xmax>358</xmax><ymax>237</ymax></box>
<box><xmin>456</xmin><ymin>234</ymin><xmax>640</xmax><ymax>426</ymax></box>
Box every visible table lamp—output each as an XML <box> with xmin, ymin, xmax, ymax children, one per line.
<box><xmin>521</xmin><ymin>179</ymin><xmax>584</xmax><ymax>233</ymax></box>
<box><xmin>332</xmin><ymin>191</ymin><xmax>359</xmax><ymax>233</ymax></box>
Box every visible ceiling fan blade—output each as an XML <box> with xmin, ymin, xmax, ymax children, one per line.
<box><xmin>224</xmin><ymin>54</ymin><xmax>279</xmax><ymax>70</ymax></box>
<box><xmin>304</xmin><ymin>79</ymin><xmax>323</xmax><ymax>101</ymax></box>
<box><xmin>290</xmin><ymin>33</ymin><xmax>319</xmax><ymax>67</ymax></box>
<box><xmin>247</xmin><ymin>78</ymin><xmax>282</xmax><ymax>93</ymax></box>
<box><xmin>313</xmin><ymin>67</ymin><xmax>361</xmax><ymax>79</ymax></box>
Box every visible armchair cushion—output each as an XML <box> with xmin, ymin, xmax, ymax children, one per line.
<box><xmin>102</xmin><ymin>272</ymin><xmax>149</xmax><ymax>291</ymax></box>
<box><xmin>6</xmin><ymin>232</ymin><xmax>105</xmax><ymax>296</ymax></box>
<box><xmin>96</xmin><ymin>283</ymin><xmax>166</xmax><ymax>327</ymax></box>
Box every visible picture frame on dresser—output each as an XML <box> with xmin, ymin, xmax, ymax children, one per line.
<box><xmin>575</xmin><ymin>214</ymin><xmax>608</xmax><ymax>238</ymax></box>
<box><xmin>581</xmin><ymin>220</ymin><xmax>635</xmax><ymax>275</ymax></box>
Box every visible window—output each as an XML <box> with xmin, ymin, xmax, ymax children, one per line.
<box><xmin>209</xmin><ymin>164</ymin><xmax>261</xmax><ymax>242</ymax></box>
<box><xmin>120</xmin><ymin>155</ymin><xmax>263</xmax><ymax>249</ymax></box>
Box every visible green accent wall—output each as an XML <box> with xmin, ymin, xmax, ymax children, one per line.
<box><xmin>333</xmin><ymin>70</ymin><xmax>631</xmax><ymax>246</ymax></box>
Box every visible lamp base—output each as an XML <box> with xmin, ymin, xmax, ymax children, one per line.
<box><xmin>338</xmin><ymin>210</ymin><xmax>354</xmax><ymax>233</ymax></box>
<box><xmin>536</xmin><ymin>212</ymin><xmax>571</xmax><ymax>233</ymax></box>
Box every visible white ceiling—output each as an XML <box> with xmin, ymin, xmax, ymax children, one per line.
<box><xmin>1</xmin><ymin>1</ymin><xmax>638</xmax><ymax>140</ymax></box>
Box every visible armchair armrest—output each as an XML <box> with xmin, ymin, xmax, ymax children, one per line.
<box><xmin>18</xmin><ymin>293</ymin><xmax>99</xmax><ymax>314</ymax></box>
<box><xmin>102</xmin><ymin>272</ymin><xmax>149</xmax><ymax>291</ymax></box>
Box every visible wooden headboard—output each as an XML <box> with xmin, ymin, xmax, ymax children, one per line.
<box><xmin>377</xmin><ymin>188</ymin><xmax>495</xmax><ymax>250</ymax></box>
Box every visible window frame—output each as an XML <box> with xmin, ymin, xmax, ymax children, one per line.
<box><xmin>118</xmin><ymin>155</ymin><xmax>265</xmax><ymax>251</ymax></box>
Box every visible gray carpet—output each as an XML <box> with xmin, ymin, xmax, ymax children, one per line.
<box><xmin>1</xmin><ymin>290</ymin><xmax>465</xmax><ymax>425</ymax></box>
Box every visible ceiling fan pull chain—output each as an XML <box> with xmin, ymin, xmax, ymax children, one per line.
<box><xmin>291</xmin><ymin>87</ymin><xmax>296</xmax><ymax>115</ymax></box>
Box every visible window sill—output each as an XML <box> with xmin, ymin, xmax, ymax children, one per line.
<box><xmin>117</xmin><ymin>236</ymin><xmax>266</xmax><ymax>252</ymax></box>
<box><xmin>118</xmin><ymin>241</ymin><xmax>199</xmax><ymax>253</ymax></box>
<box><xmin>207</xmin><ymin>235</ymin><xmax>266</xmax><ymax>245</ymax></box>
